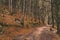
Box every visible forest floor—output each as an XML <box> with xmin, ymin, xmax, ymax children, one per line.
<box><xmin>0</xmin><ymin>13</ymin><xmax>60</xmax><ymax>40</ymax></box>
<box><xmin>0</xmin><ymin>25</ymin><xmax>60</xmax><ymax>40</ymax></box>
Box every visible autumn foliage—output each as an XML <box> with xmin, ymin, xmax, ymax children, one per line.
<box><xmin>0</xmin><ymin>8</ymin><xmax>42</xmax><ymax>40</ymax></box>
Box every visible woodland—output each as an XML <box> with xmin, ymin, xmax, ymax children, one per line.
<box><xmin>0</xmin><ymin>0</ymin><xmax>60</xmax><ymax>40</ymax></box>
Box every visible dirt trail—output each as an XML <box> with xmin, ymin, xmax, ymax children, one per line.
<box><xmin>13</xmin><ymin>26</ymin><xmax>52</xmax><ymax>40</ymax></box>
<box><xmin>33</xmin><ymin>26</ymin><xmax>50</xmax><ymax>35</ymax></box>
<box><xmin>0</xmin><ymin>25</ymin><xmax>59</xmax><ymax>40</ymax></box>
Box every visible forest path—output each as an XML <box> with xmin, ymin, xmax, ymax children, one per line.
<box><xmin>12</xmin><ymin>25</ymin><xmax>52</xmax><ymax>40</ymax></box>
<box><xmin>0</xmin><ymin>25</ymin><xmax>59</xmax><ymax>40</ymax></box>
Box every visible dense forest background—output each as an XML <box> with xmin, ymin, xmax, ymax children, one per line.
<box><xmin>0</xmin><ymin>0</ymin><xmax>60</xmax><ymax>38</ymax></box>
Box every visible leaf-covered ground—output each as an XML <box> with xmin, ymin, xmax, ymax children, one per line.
<box><xmin>0</xmin><ymin>11</ymin><xmax>60</xmax><ymax>40</ymax></box>
<box><xmin>0</xmin><ymin>25</ymin><xmax>60</xmax><ymax>40</ymax></box>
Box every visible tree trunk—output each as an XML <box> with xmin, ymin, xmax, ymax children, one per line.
<box><xmin>9</xmin><ymin>0</ymin><xmax>12</xmax><ymax>13</ymax></box>
<box><xmin>51</xmin><ymin>0</ymin><xmax>54</xmax><ymax>28</ymax></box>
